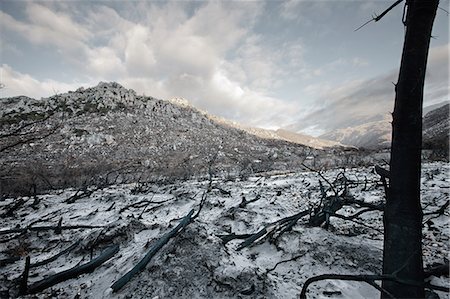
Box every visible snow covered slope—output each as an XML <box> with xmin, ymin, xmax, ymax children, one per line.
<box><xmin>0</xmin><ymin>162</ymin><xmax>448</xmax><ymax>298</ymax></box>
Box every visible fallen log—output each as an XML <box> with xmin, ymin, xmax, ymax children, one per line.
<box><xmin>65</xmin><ymin>188</ymin><xmax>94</xmax><ymax>204</ymax></box>
<box><xmin>1</xmin><ymin>198</ymin><xmax>27</xmax><ymax>217</ymax></box>
<box><xmin>236</xmin><ymin>209</ymin><xmax>309</xmax><ymax>251</ymax></box>
<box><xmin>425</xmin><ymin>259</ymin><xmax>449</xmax><ymax>278</ymax></box>
<box><xmin>424</xmin><ymin>200</ymin><xmax>449</xmax><ymax>216</ymax></box>
<box><xmin>217</xmin><ymin>233</ymin><xmax>253</xmax><ymax>244</ymax></box>
<box><xmin>299</xmin><ymin>273</ymin><xmax>449</xmax><ymax>299</ymax></box>
<box><xmin>30</xmin><ymin>240</ymin><xmax>81</xmax><ymax>268</ymax></box>
<box><xmin>111</xmin><ymin>209</ymin><xmax>195</xmax><ymax>293</ymax></box>
<box><xmin>239</xmin><ymin>194</ymin><xmax>261</xmax><ymax>208</ymax></box>
<box><xmin>0</xmin><ymin>224</ymin><xmax>103</xmax><ymax>235</ymax></box>
<box><xmin>27</xmin><ymin>244</ymin><xmax>119</xmax><ymax>294</ymax></box>
<box><xmin>19</xmin><ymin>256</ymin><xmax>30</xmax><ymax>295</ymax></box>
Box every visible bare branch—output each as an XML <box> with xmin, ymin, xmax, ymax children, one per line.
<box><xmin>355</xmin><ymin>0</ymin><xmax>404</xmax><ymax>31</ymax></box>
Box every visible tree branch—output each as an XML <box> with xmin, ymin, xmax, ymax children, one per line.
<box><xmin>111</xmin><ymin>209</ymin><xmax>195</xmax><ymax>292</ymax></box>
<box><xmin>355</xmin><ymin>0</ymin><xmax>404</xmax><ymax>31</ymax></box>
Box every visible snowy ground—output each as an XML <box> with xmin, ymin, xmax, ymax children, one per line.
<box><xmin>0</xmin><ymin>162</ymin><xmax>448</xmax><ymax>298</ymax></box>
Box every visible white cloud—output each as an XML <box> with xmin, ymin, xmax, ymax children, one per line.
<box><xmin>25</xmin><ymin>3</ymin><xmax>91</xmax><ymax>43</ymax></box>
<box><xmin>0</xmin><ymin>64</ymin><xmax>89</xmax><ymax>99</ymax></box>
<box><xmin>352</xmin><ymin>57</ymin><xmax>369</xmax><ymax>67</ymax></box>
<box><xmin>0</xmin><ymin>4</ymin><xmax>90</xmax><ymax>57</ymax></box>
<box><xmin>86</xmin><ymin>47</ymin><xmax>126</xmax><ymax>78</ymax></box>
<box><xmin>0</xmin><ymin>1</ymin><xmax>300</xmax><ymax>129</ymax></box>
<box><xmin>288</xmin><ymin>43</ymin><xmax>449</xmax><ymax>134</ymax></box>
<box><xmin>280</xmin><ymin>0</ymin><xmax>332</xmax><ymax>24</ymax></box>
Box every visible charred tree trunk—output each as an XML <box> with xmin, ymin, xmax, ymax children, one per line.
<box><xmin>382</xmin><ymin>1</ymin><xmax>438</xmax><ymax>298</ymax></box>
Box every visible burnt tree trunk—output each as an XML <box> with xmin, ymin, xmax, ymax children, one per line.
<box><xmin>382</xmin><ymin>0</ymin><xmax>438</xmax><ymax>298</ymax></box>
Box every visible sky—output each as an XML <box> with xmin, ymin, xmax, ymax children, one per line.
<box><xmin>0</xmin><ymin>0</ymin><xmax>448</xmax><ymax>136</ymax></box>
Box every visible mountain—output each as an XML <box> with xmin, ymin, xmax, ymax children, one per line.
<box><xmin>422</xmin><ymin>103</ymin><xmax>449</xmax><ymax>152</ymax></box>
<box><xmin>320</xmin><ymin>102</ymin><xmax>449</xmax><ymax>151</ymax></box>
<box><xmin>0</xmin><ymin>82</ymin><xmax>356</xmax><ymax>197</ymax></box>
<box><xmin>208</xmin><ymin>114</ymin><xmax>347</xmax><ymax>150</ymax></box>
<box><xmin>319</xmin><ymin>115</ymin><xmax>392</xmax><ymax>150</ymax></box>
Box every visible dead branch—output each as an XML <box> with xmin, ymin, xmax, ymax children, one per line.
<box><xmin>30</xmin><ymin>240</ymin><xmax>81</xmax><ymax>268</ymax></box>
<box><xmin>355</xmin><ymin>0</ymin><xmax>404</xmax><ymax>31</ymax></box>
<box><xmin>0</xmin><ymin>224</ymin><xmax>103</xmax><ymax>235</ymax></box>
<box><xmin>328</xmin><ymin>212</ymin><xmax>384</xmax><ymax>233</ymax></box>
<box><xmin>438</xmin><ymin>6</ymin><xmax>449</xmax><ymax>15</ymax></box>
<box><xmin>27</xmin><ymin>244</ymin><xmax>119</xmax><ymax>294</ymax></box>
<box><xmin>216</xmin><ymin>233</ymin><xmax>254</xmax><ymax>244</ymax></box>
<box><xmin>65</xmin><ymin>187</ymin><xmax>94</xmax><ymax>204</ymax></box>
<box><xmin>118</xmin><ymin>195</ymin><xmax>172</xmax><ymax>213</ymax></box>
<box><xmin>192</xmin><ymin>192</ymin><xmax>208</xmax><ymax>220</ymax></box>
<box><xmin>375</xmin><ymin>165</ymin><xmax>390</xmax><ymax>199</ymax></box>
<box><xmin>266</xmin><ymin>252</ymin><xmax>307</xmax><ymax>274</ymax></box>
<box><xmin>19</xmin><ymin>256</ymin><xmax>31</xmax><ymax>295</ymax></box>
<box><xmin>111</xmin><ymin>209</ymin><xmax>195</xmax><ymax>293</ymax></box>
<box><xmin>1</xmin><ymin>197</ymin><xmax>28</xmax><ymax>217</ymax></box>
<box><xmin>375</xmin><ymin>165</ymin><xmax>391</xmax><ymax>179</ymax></box>
<box><xmin>55</xmin><ymin>217</ymin><xmax>63</xmax><ymax>234</ymax></box>
<box><xmin>0</xmin><ymin>256</ymin><xmax>21</xmax><ymax>267</ymax></box>
<box><xmin>213</xmin><ymin>186</ymin><xmax>231</xmax><ymax>196</ymax></box>
<box><xmin>309</xmin><ymin>196</ymin><xmax>343</xmax><ymax>228</ymax></box>
<box><xmin>301</xmin><ymin>163</ymin><xmax>337</xmax><ymax>196</ymax></box>
<box><xmin>239</xmin><ymin>194</ymin><xmax>261</xmax><ymax>208</ymax></box>
<box><xmin>0</xmin><ymin>111</ymin><xmax>55</xmax><ymax>139</ymax></box>
<box><xmin>299</xmin><ymin>273</ymin><xmax>449</xmax><ymax>299</ymax></box>
<box><xmin>424</xmin><ymin>259</ymin><xmax>449</xmax><ymax>278</ymax></box>
<box><xmin>344</xmin><ymin>197</ymin><xmax>384</xmax><ymax>211</ymax></box>
<box><xmin>0</xmin><ymin>127</ymin><xmax>58</xmax><ymax>153</ymax></box>
<box><xmin>236</xmin><ymin>209</ymin><xmax>309</xmax><ymax>251</ymax></box>
<box><xmin>424</xmin><ymin>200</ymin><xmax>449</xmax><ymax>216</ymax></box>
<box><xmin>106</xmin><ymin>202</ymin><xmax>115</xmax><ymax>212</ymax></box>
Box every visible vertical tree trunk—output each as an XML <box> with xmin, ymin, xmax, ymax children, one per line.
<box><xmin>382</xmin><ymin>0</ymin><xmax>438</xmax><ymax>298</ymax></box>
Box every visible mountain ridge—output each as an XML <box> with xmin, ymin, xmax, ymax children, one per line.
<box><xmin>319</xmin><ymin>102</ymin><xmax>449</xmax><ymax>151</ymax></box>
<box><xmin>1</xmin><ymin>82</ymin><xmax>357</xmax><ymax>197</ymax></box>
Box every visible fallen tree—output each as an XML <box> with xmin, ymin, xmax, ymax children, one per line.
<box><xmin>0</xmin><ymin>224</ymin><xmax>104</xmax><ymax>235</ymax></box>
<box><xmin>26</xmin><ymin>244</ymin><xmax>119</xmax><ymax>294</ymax></box>
<box><xmin>111</xmin><ymin>209</ymin><xmax>195</xmax><ymax>292</ymax></box>
<box><xmin>219</xmin><ymin>168</ymin><xmax>386</xmax><ymax>250</ymax></box>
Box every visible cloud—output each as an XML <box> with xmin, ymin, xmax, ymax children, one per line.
<box><xmin>280</xmin><ymin>0</ymin><xmax>332</xmax><ymax>24</ymax></box>
<box><xmin>425</xmin><ymin>43</ymin><xmax>449</xmax><ymax>105</ymax></box>
<box><xmin>0</xmin><ymin>1</ymin><xmax>301</xmax><ymax>129</ymax></box>
<box><xmin>288</xmin><ymin>43</ymin><xmax>449</xmax><ymax>135</ymax></box>
<box><xmin>86</xmin><ymin>47</ymin><xmax>126</xmax><ymax>78</ymax></box>
<box><xmin>352</xmin><ymin>57</ymin><xmax>369</xmax><ymax>67</ymax></box>
<box><xmin>0</xmin><ymin>64</ymin><xmax>90</xmax><ymax>99</ymax></box>
<box><xmin>0</xmin><ymin>4</ymin><xmax>90</xmax><ymax>57</ymax></box>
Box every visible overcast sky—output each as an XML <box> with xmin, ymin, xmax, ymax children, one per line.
<box><xmin>1</xmin><ymin>1</ymin><xmax>448</xmax><ymax>136</ymax></box>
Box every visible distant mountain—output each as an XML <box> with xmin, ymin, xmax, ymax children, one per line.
<box><xmin>319</xmin><ymin>115</ymin><xmax>392</xmax><ymax>150</ymax></box>
<box><xmin>209</xmin><ymin>115</ymin><xmax>347</xmax><ymax>150</ymax></box>
<box><xmin>320</xmin><ymin>102</ymin><xmax>449</xmax><ymax>150</ymax></box>
<box><xmin>1</xmin><ymin>82</ymin><xmax>355</xmax><ymax>196</ymax></box>
<box><xmin>423</xmin><ymin>103</ymin><xmax>449</xmax><ymax>151</ymax></box>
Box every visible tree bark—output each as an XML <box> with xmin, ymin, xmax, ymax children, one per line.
<box><xmin>382</xmin><ymin>0</ymin><xmax>438</xmax><ymax>298</ymax></box>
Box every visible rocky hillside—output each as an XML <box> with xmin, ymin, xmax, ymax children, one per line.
<box><xmin>0</xmin><ymin>82</ymin><xmax>357</xmax><ymax>197</ymax></box>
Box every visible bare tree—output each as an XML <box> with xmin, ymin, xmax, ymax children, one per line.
<box><xmin>382</xmin><ymin>0</ymin><xmax>439</xmax><ymax>298</ymax></box>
